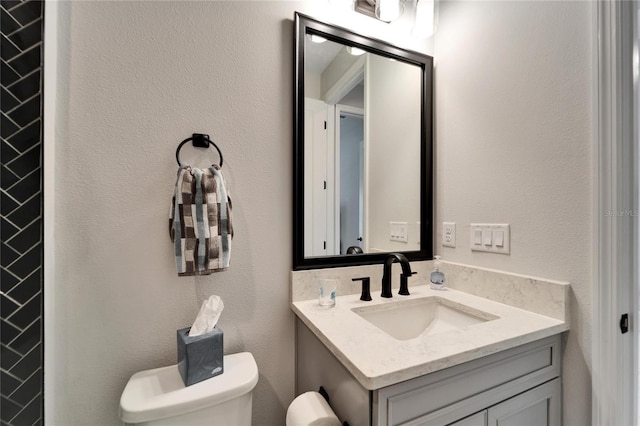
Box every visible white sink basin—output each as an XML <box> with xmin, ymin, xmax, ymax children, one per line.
<box><xmin>352</xmin><ymin>296</ymin><xmax>499</xmax><ymax>341</ymax></box>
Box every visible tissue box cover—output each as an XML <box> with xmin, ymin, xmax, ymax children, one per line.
<box><xmin>177</xmin><ymin>326</ymin><xmax>224</xmax><ymax>386</ymax></box>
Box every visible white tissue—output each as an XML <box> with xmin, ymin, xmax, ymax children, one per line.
<box><xmin>189</xmin><ymin>295</ymin><xmax>224</xmax><ymax>337</ymax></box>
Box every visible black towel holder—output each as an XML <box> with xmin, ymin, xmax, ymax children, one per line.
<box><xmin>175</xmin><ymin>133</ymin><xmax>223</xmax><ymax>167</ymax></box>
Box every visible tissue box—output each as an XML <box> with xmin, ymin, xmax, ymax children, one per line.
<box><xmin>177</xmin><ymin>326</ymin><xmax>224</xmax><ymax>386</ymax></box>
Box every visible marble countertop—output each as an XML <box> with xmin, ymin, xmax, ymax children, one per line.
<box><xmin>291</xmin><ymin>284</ymin><xmax>568</xmax><ymax>390</ymax></box>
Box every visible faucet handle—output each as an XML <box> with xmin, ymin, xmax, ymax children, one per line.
<box><xmin>352</xmin><ymin>277</ymin><xmax>372</xmax><ymax>301</ymax></box>
<box><xmin>399</xmin><ymin>272</ymin><xmax>417</xmax><ymax>296</ymax></box>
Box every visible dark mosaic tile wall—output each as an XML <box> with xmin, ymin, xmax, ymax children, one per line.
<box><xmin>1</xmin><ymin>0</ymin><xmax>44</xmax><ymax>425</ymax></box>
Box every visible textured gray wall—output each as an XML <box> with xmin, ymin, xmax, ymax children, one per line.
<box><xmin>434</xmin><ymin>2</ymin><xmax>593</xmax><ymax>425</ymax></box>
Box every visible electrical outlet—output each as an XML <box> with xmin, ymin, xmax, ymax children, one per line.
<box><xmin>442</xmin><ymin>222</ymin><xmax>456</xmax><ymax>248</ymax></box>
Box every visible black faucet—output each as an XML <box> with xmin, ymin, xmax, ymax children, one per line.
<box><xmin>381</xmin><ymin>253</ymin><xmax>416</xmax><ymax>298</ymax></box>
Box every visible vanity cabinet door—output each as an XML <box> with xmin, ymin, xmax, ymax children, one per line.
<box><xmin>446</xmin><ymin>378</ymin><xmax>561</xmax><ymax>426</ymax></box>
<box><xmin>487</xmin><ymin>378</ymin><xmax>561</xmax><ymax>426</ymax></box>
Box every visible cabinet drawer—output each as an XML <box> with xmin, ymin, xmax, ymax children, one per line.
<box><xmin>375</xmin><ymin>335</ymin><xmax>561</xmax><ymax>426</ymax></box>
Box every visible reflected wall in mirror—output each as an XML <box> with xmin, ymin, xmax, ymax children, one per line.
<box><xmin>294</xmin><ymin>13</ymin><xmax>433</xmax><ymax>270</ymax></box>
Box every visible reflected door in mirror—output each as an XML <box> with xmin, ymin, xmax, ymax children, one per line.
<box><xmin>339</xmin><ymin>111</ymin><xmax>364</xmax><ymax>255</ymax></box>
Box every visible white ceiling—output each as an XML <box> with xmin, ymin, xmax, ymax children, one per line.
<box><xmin>305</xmin><ymin>37</ymin><xmax>345</xmax><ymax>74</ymax></box>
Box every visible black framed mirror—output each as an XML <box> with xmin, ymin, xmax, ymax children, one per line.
<box><xmin>293</xmin><ymin>12</ymin><xmax>433</xmax><ymax>270</ymax></box>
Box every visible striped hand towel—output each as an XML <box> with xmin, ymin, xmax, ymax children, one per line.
<box><xmin>169</xmin><ymin>164</ymin><xmax>233</xmax><ymax>276</ymax></box>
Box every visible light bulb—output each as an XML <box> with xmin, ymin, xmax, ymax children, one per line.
<box><xmin>376</xmin><ymin>0</ymin><xmax>401</xmax><ymax>22</ymax></box>
<box><xmin>412</xmin><ymin>0</ymin><xmax>436</xmax><ymax>39</ymax></box>
<box><xmin>308</xmin><ymin>34</ymin><xmax>328</xmax><ymax>43</ymax></box>
<box><xmin>346</xmin><ymin>46</ymin><xmax>366</xmax><ymax>56</ymax></box>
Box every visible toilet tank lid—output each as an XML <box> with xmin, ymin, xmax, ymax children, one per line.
<box><xmin>119</xmin><ymin>352</ymin><xmax>258</xmax><ymax>424</ymax></box>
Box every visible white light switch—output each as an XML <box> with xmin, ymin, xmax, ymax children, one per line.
<box><xmin>470</xmin><ymin>223</ymin><xmax>510</xmax><ymax>254</ymax></box>
<box><xmin>473</xmin><ymin>229</ymin><xmax>482</xmax><ymax>245</ymax></box>
<box><xmin>482</xmin><ymin>230</ymin><xmax>492</xmax><ymax>246</ymax></box>
<box><xmin>389</xmin><ymin>222</ymin><xmax>408</xmax><ymax>243</ymax></box>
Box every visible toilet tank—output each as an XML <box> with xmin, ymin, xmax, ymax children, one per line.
<box><xmin>119</xmin><ymin>352</ymin><xmax>258</xmax><ymax>426</ymax></box>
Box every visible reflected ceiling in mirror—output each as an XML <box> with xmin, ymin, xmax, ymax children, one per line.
<box><xmin>293</xmin><ymin>13</ymin><xmax>433</xmax><ymax>270</ymax></box>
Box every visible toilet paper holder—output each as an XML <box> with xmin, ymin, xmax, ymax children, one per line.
<box><xmin>318</xmin><ymin>386</ymin><xmax>350</xmax><ymax>426</ymax></box>
<box><xmin>318</xmin><ymin>386</ymin><xmax>330</xmax><ymax>403</ymax></box>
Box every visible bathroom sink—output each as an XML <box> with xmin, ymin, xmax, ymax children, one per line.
<box><xmin>351</xmin><ymin>297</ymin><xmax>499</xmax><ymax>341</ymax></box>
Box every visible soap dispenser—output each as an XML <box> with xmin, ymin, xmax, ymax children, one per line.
<box><xmin>430</xmin><ymin>255</ymin><xmax>446</xmax><ymax>290</ymax></box>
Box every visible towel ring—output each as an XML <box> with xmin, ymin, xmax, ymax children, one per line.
<box><xmin>175</xmin><ymin>134</ymin><xmax>223</xmax><ymax>167</ymax></box>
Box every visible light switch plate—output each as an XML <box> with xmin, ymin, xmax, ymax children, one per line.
<box><xmin>470</xmin><ymin>223</ymin><xmax>510</xmax><ymax>254</ymax></box>
<box><xmin>390</xmin><ymin>222</ymin><xmax>408</xmax><ymax>243</ymax></box>
<box><xmin>442</xmin><ymin>222</ymin><xmax>456</xmax><ymax>248</ymax></box>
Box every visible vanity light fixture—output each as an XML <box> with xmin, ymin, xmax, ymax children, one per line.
<box><xmin>354</xmin><ymin>0</ymin><xmax>437</xmax><ymax>39</ymax></box>
<box><xmin>411</xmin><ymin>0</ymin><xmax>437</xmax><ymax>39</ymax></box>
<box><xmin>355</xmin><ymin>0</ymin><xmax>402</xmax><ymax>22</ymax></box>
<box><xmin>376</xmin><ymin>0</ymin><xmax>402</xmax><ymax>22</ymax></box>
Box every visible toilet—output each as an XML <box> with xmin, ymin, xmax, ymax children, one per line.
<box><xmin>119</xmin><ymin>352</ymin><xmax>258</xmax><ymax>426</ymax></box>
<box><xmin>120</xmin><ymin>351</ymin><xmax>341</xmax><ymax>426</ymax></box>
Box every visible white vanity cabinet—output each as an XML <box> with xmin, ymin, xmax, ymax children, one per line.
<box><xmin>295</xmin><ymin>318</ymin><xmax>562</xmax><ymax>426</ymax></box>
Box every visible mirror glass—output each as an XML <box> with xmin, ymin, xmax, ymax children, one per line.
<box><xmin>294</xmin><ymin>13</ymin><xmax>433</xmax><ymax>269</ymax></box>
